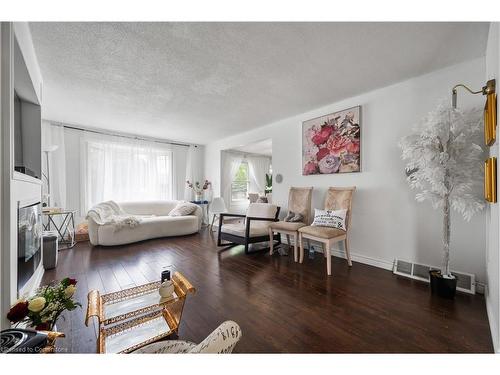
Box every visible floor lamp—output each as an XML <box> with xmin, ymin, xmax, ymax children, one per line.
<box><xmin>42</xmin><ymin>145</ymin><xmax>58</xmax><ymax>207</ymax></box>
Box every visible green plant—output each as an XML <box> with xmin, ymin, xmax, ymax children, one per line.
<box><xmin>265</xmin><ymin>173</ymin><xmax>272</xmax><ymax>193</ymax></box>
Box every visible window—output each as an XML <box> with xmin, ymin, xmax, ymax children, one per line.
<box><xmin>231</xmin><ymin>162</ymin><xmax>249</xmax><ymax>203</ymax></box>
<box><xmin>83</xmin><ymin>138</ymin><xmax>173</xmax><ymax>210</ymax></box>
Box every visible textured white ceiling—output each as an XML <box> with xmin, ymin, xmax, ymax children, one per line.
<box><xmin>29</xmin><ymin>22</ymin><xmax>489</xmax><ymax>144</ymax></box>
<box><xmin>230</xmin><ymin>138</ymin><xmax>272</xmax><ymax>156</ymax></box>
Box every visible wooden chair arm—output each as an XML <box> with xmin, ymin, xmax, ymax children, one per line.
<box><xmin>219</xmin><ymin>213</ymin><xmax>246</xmax><ymax>219</ymax></box>
<box><xmin>246</xmin><ymin>216</ymin><xmax>280</xmax><ymax>222</ymax></box>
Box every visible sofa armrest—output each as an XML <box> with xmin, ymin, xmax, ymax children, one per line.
<box><xmin>192</xmin><ymin>205</ymin><xmax>203</xmax><ymax>230</ymax></box>
<box><xmin>87</xmin><ymin>217</ymin><xmax>100</xmax><ymax>246</ymax></box>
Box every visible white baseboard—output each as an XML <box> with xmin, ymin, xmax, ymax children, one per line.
<box><xmin>291</xmin><ymin>238</ymin><xmax>394</xmax><ymax>271</ymax></box>
<box><xmin>329</xmin><ymin>248</ymin><xmax>394</xmax><ymax>271</ymax></box>
<box><xmin>486</xmin><ymin>290</ymin><xmax>500</xmax><ymax>353</ymax></box>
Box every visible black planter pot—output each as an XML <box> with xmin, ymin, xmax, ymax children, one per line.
<box><xmin>429</xmin><ymin>270</ymin><xmax>457</xmax><ymax>299</ymax></box>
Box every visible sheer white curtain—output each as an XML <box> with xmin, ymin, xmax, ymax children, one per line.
<box><xmin>248</xmin><ymin>156</ymin><xmax>271</xmax><ymax>194</ymax></box>
<box><xmin>81</xmin><ymin>133</ymin><xmax>173</xmax><ymax>211</ymax></box>
<box><xmin>184</xmin><ymin>145</ymin><xmax>206</xmax><ymax>201</ymax></box>
<box><xmin>221</xmin><ymin>151</ymin><xmax>242</xmax><ymax>208</ymax></box>
<box><xmin>41</xmin><ymin>122</ymin><xmax>66</xmax><ymax>208</ymax></box>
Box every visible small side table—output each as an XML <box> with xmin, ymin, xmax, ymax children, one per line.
<box><xmin>42</xmin><ymin>210</ymin><xmax>77</xmax><ymax>250</ymax></box>
<box><xmin>190</xmin><ymin>200</ymin><xmax>209</xmax><ymax>226</ymax></box>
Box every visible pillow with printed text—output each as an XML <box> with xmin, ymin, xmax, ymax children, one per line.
<box><xmin>311</xmin><ymin>208</ymin><xmax>347</xmax><ymax>231</ymax></box>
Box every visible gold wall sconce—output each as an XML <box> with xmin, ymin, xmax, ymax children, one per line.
<box><xmin>485</xmin><ymin>157</ymin><xmax>497</xmax><ymax>203</ymax></box>
<box><xmin>452</xmin><ymin>79</ymin><xmax>496</xmax><ymax>145</ymax></box>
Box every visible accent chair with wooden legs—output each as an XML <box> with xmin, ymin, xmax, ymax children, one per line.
<box><xmin>298</xmin><ymin>186</ymin><xmax>355</xmax><ymax>275</ymax></box>
<box><xmin>268</xmin><ymin>187</ymin><xmax>313</xmax><ymax>262</ymax></box>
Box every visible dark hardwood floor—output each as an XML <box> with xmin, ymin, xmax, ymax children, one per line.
<box><xmin>41</xmin><ymin>228</ymin><xmax>493</xmax><ymax>353</ymax></box>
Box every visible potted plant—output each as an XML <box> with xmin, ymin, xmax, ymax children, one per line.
<box><xmin>7</xmin><ymin>277</ymin><xmax>81</xmax><ymax>331</ymax></box>
<box><xmin>399</xmin><ymin>104</ymin><xmax>485</xmax><ymax>299</ymax></box>
<box><xmin>265</xmin><ymin>173</ymin><xmax>272</xmax><ymax>194</ymax></box>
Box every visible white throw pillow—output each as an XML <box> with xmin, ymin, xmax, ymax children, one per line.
<box><xmin>311</xmin><ymin>208</ymin><xmax>347</xmax><ymax>231</ymax></box>
<box><xmin>169</xmin><ymin>202</ymin><xmax>198</xmax><ymax>217</ymax></box>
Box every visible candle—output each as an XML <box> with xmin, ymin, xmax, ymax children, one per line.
<box><xmin>161</xmin><ymin>270</ymin><xmax>171</xmax><ymax>282</ymax></box>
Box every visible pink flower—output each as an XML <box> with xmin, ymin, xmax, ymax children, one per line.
<box><xmin>346</xmin><ymin>139</ymin><xmax>360</xmax><ymax>154</ymax></box>
<box><xmin>304</xmin><ymin>144</ymin><xmax>319</xmax><ymax>160</ymax></box>
<box><xmin>327</xmin><ymin>136</ymin><xmax>350</xmax><ymax>156</ymax></box>
<box><xmin>303</xmin><ymin>161</ymin><xmax>319</xmax><ymax>175</ymax></box>
<box><xmin>319</xmin><ymin>155</ymin><xmax>341</xmax><ymax>174</ymax></box>
<box><xmin>311</xmin><ymin>126</ymin><xmax>334</xmax><ymax>146</ymax></box>
<box><xmin>316</xmin><ymin>148</ymin><xmax>330</xmax><ymax>161</ymax></box>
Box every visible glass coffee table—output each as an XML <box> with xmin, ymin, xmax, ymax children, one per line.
<box><xmin>85</xmin><ymin>272</ymin><xmax>195</xmax><ymax>353</ymax></box>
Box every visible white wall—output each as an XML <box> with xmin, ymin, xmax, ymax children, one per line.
<box><xmin>206</xmin><ymin>58</ymin><xmax>487</xmax><ymax>281</ymax></box>
<box><xmin>53</xmin><ymin>125</ymin><xmax>193</xmax><ymax>224</ymax></box>
<box><xmin>1</xmin><ymin>22</ymin><xmax>43</xmax><ymax>329</ymax></box>
<box><xmin>485</xmin><ymin>22</ymin><xmax>500</xmax><ymax>353</ymax></box>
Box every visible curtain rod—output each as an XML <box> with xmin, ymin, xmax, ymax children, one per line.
<box><xmin>51</xmin><ymin>122</ymin><xmax>194</xmax><ymax>148</ymax></box>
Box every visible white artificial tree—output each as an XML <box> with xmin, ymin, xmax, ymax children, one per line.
<box><xmin>399</xmin><ymin>103</ymin><xmax>485</xmax><ymax>277</ymax></box>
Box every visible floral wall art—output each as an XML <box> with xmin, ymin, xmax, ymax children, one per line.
<box><xmin>302</xmin><ymin>106</ymin><xmax>361</xmax><ymax>175</ymax></box>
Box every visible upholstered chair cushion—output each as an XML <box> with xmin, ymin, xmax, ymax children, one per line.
<box><xmin>220</xmin><ymin>203</ymin><xmax>278</xmax><ymax>239</ymax></box>
<box><xmin>222</xmin><ymin>222</ymin><xmax>271</xmax><ymax>237</ymax></box>
<box><xmin>133</xmin><ymin>320</ymin><xmax>242</xmax><ymax>354</ymax></box>
<box><xmin>190</xmin><ymin>320</ymin><xmax>242</xmax><ymax>353</ymax></box>
<box><xmin>269</xmin><ymin>221</ymin><xmax>307</xmax><ymax>231</ymax></box>
<box><xmin>246</xmin><ymin>203</ymin><xmax>278</xmax><ymax>218</ymax></box>
<box><xmin>298</xmin><ymin>226</ymin><xmax>346</xmax><ymax>239</ymax></box>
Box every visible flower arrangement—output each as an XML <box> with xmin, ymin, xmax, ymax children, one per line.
<box><xmin>186</xmin><ymin>180</ymin><xmax>211</xmax><ymax>200</ymax></box>
<box><xmin>302</xmin><ymin>107</ymin><xmax>360</xmax><ymax>175</ymax></box>
<box><xmin>7</xmin><ymin>277</ymin><xmax>81</xmax><ymax>331</ymax></box>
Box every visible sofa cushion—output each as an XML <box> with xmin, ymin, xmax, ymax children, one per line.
<box><xmin>246</xmin><ymin>203</ymin><xmax>278</xmax><ymax>219</ymax></box>
<box><xmin>119</xmin><ymin>201</ymin><xmax>178</xmax><ymax>216</ymax></box>
<box><xmin>96</xmin><ymin>215</ymin><xmax>199</xmax><ymax>246</ymax></box>
<box><xmin>298</xmin><ymin>225</ymin><xmax>346</xmax><ymax>239</ymax></box>
<box><xmin>222</xmin><ymin>222</ymin><xmax>271</xmax><ymax>237</ymax></box>
<box><xmin>169</xmin><ymin>202</ymin><xmax>198</xmax><ymax>217</ymax></box>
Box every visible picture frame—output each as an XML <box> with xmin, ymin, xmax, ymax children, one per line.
<box><xmin>302</xmin><ymin>106</ymin><xmax>361</xmax><ymax>175</ymax></box>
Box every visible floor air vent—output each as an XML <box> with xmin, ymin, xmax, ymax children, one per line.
<box><xmin>393</xmin><ymin>259</ymin><xmax>476</xmax><ymax>294</ymax></box>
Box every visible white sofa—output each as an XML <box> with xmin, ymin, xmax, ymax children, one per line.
<box><xmin>88</xmin><ymin>200</ymin><xmax>203</xmax><ymax>246</ymax></box>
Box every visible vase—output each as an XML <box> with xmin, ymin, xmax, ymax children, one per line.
<box><xmin>429</xmin><ymin>270</ymin><xmax>457</xmax><ymax>299</ymax></box>
<box><xmin>31</xmin><ymin>323</ymin><xmax>63</xmax><ymax>353</ymax></box>
<box><xmin>194</xmin><ymin>193</ymin><xmax>203</xmax><ymax>202</ymax></box>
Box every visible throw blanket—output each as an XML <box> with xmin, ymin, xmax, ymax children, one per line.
<box><xmin>87</xmin><ymin>201</ymin><xmax>141</xmax><ymax>231</ymax></box>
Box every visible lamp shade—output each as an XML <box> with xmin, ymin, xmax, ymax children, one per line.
<box><xmin>209</xmin><ymin>197</ymin><xmax>226</xmax><ymax>214</ymax></box>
